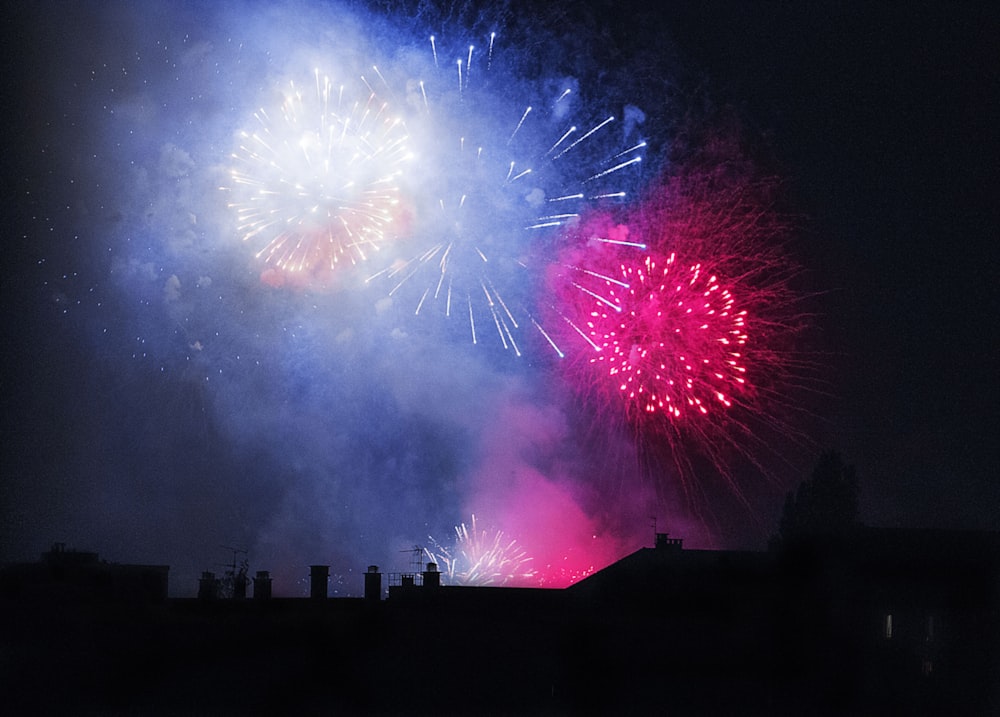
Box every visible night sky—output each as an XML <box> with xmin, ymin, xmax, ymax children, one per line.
<box><xmin>3</xmin><ymin>1</ymin><xmax>997</xmax><ymax>596</ymax></box>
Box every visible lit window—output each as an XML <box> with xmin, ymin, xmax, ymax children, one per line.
<box><xmin>885</xmin><ymin>613</ymin><xmax>893</xmax><ymax>639</ymax></box>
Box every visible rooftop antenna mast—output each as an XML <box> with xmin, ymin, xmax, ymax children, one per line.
<box><xmin>400</xmin><ymin>545</ymin><xmax>424</xmax><ymax>576</ymax></box>
<box><xmin>218</xmin><ymin>545</ymin><xmax>248</xmax><ymax>599</ymax></box>
<box><xmin>220</xmin><ymin>545</ymin><xmax>248</xmax><ymax>573</ymax></box>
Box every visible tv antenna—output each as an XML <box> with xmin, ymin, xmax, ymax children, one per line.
<box><xmin>400</xmin><ymin>544</ymin><xmax>424</xmax><ymax>574</ymax></box>
<box><xmin>220</xmin><ymin>545</ymin><xmax>248</xmax><ymax>574</ymax></box>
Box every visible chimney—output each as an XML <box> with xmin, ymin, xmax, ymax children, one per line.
<box><xmin>655</xmin><ymin>533</ymin><xmax>683</xmax><ymax>551</ymax></box>
<box><xmin>364</xmin><ymin>565</ymin><xmax>382</xmax><ymax>601</ymax></box>
<box><xmin>198</xmin><ymin>571</ymin><xmax>218</xmax><ymax>601</ymax></box>
<box><xmin>253</xmin><ymin>571</ymin><xmax>272</xmax><ymax>600</ymax></box>
<box><xmin>309</xmin><ymin>565</ymin><xmax>329</xmax><ymax>600</ymax></box>
<box><xmin>422</xmin><ymin>562</ymin><xmax>441</xmax><ymax>589</ymax></box>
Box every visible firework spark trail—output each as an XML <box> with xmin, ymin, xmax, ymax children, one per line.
<box><xmin>222</xmin><ymin>69</ymin><xmax>411</xmax><ymax>283</ymax></box>
<box><xmin>366</xmin><ymin>33</ymin><xmax>645</xmax><ymax>355</ymax></box>
<box><xmin>425</xmin><ymin>514</ymin><xmax>537</xmax><ymax>586</ymax></box>
<box><xmin>546</xmin><ymin>174</ymin><xmax>816</xmax><ymax>508</ymax></box>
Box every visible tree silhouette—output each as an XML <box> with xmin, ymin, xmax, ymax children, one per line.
<box><xmin>776</xmin><ymin>450</ymin><xmax>860</xmax><ymax>545</ymax></box>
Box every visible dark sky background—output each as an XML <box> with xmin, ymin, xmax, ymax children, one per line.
<box><xmin>653</xmin><ymin>1</ymin><xmax>999</xmax><ymax>532</ymax></box>
<box><xmin>2</xmin><ymin>1</ymin><xmax>997</xmax><ymax>596</ymax></box>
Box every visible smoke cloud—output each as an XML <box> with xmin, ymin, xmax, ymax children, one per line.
<box><xmin>5</xmin><ymin>0</ymin><xmax>760</xmax><ymax>596</ymax></box>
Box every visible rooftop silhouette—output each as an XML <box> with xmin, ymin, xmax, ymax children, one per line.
<box><xmin>2</xmin><ymin>528</ymin><xmax>997</xmax><ymax>715</ymax></box>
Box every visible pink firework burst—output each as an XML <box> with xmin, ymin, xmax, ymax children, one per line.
<box><xmin>546</xmin><ymin>173</ymin><xmax>816</xmax><ymax>508</ymax></box>
<box><xmin>582</xmin><ymin>250</ymin><xmax>750</xmax><ymax>424</ymax></box>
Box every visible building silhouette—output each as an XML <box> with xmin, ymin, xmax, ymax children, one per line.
<box><xmin>1</xmin><ymin>528</ymin><xmax>997</xmax><ymax>714</ymax></box>
<box><xmin>0</xmin><ymin>542</ymin><xmax>168</xmax><ymax>604</ymax></box>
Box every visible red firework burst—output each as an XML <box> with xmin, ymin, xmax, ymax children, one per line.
<box><xmin>583</xmin><ymin>250</ymin><xmax>749</xmax><ymax>422</ymax></box>
<box><xmin>545</xmin><ymin>173</ymin><xmax>813</xmax><ymax>505</ymax></box>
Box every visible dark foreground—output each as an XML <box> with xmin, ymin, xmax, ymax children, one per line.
<box><xmin>3</xmin><ymin>530</ymin><xmax>998</xmax><ymax>715</ymax></box>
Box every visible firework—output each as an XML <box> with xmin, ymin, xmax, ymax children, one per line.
<box><xmin>558</xmin><ymin>242</ymin><xmax>750</xmax><ymax>424</ymax></box>
<box><xmin>547</xmin><ymin>173</ymin><xmax>813</xmax><ymax>504</ymax></box>
<box><xmin>223</xmin><ymin>69</ymin><xmax>411</xmax><ymax>283</ymax></box>
<box><xmin>367</xmin><ymin>34</ymin><xmax>645</xmax><ymax>355</ymax></box>
<box><xmin>425</xmin><ymin>514</ymin><xmax>538</xmax><ymax>586</ymax></box>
